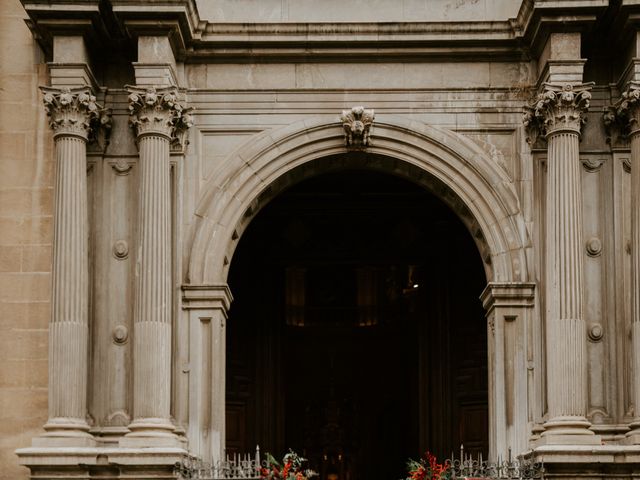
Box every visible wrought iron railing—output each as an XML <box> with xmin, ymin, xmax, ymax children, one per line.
<box><xmin>175</xmin><ymin>446</ymin><xmax>544</xmax><ymax>480</ymax></box>
<box><xmin>175</xmin><ymin>448</ymin><xmax>261</xmax><ymax>480</ymax></box>
<box><xmin>447</xmin><ymin>447</ymin><xmax>544</xmax><ymax>479</ymax></box>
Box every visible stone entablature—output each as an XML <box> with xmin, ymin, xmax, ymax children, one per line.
<box><xmin>22</xmin><ymin>0</ymin><xmax>610</xmax><ymax>64</ymax></box>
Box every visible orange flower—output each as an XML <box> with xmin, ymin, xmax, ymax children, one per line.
<box><xmin>410</xmin><ymin>464</ymin><xmax>426</xmax><ymax>480</ymax></box>
<box><xmin>282</xmin><ymin>460</ymin><xmax>293</xmax><ymax>479</ymax></box>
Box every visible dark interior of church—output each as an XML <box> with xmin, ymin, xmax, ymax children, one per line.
<box><xmin>226</xmin><ymin>167</ymin><xmax>488</xmax><ymax>480</ymax></box>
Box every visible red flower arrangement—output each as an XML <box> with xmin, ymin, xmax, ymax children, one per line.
<box><xmin>259</xmin><ymin>450</ymin><xmax>318</xmax><ymax>480</ymax></box>
<box><xmin>406</xmin><ymin>452</ymin><xmax>452</xmax><ymax>480</ymax></box>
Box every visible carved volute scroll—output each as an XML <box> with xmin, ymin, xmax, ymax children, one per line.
<box><xmin>127</xmin><ymin>85</ymin><xmax>193</xmax><ymax>142</ymax></box>
<box><xmin>42</xmin><ymin>86</ymin><xmax>109</xmax><ymax>141</ymax></box>
<box><xmin>606</xmin><ymin>82</ymin><xmax>640</xmax><ymax>140</ymax></box>
<box><xmin>340</xmin><ymin>106</ymin><xmax>375</xmax><ymax>148</ymax></box>
<box><xmin>523</xmin><ymin>83</ymin><xmax>593</xmax><ymax>143</ymax></box>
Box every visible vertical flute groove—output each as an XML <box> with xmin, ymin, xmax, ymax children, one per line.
<box><xmin>545</xmin><ymin>130</ymin><xmax>589</xmax><ymax>422</ymax></box>
<box><xmin>131</xmin><ymin>133</ymin><xmax>173</xmax><ymax>425</ymax></box>
<box><xmin>629</xmin><ymin>130</ymin><xmax>640</xmax><ymax>436</ymax></box>
<box><xmin>122</xmin><ymin>86</ymin><xmax>190</xmax><ymax>444</ymax></box>
<box><xmin>48</xmin><ymin>135</ymin><xmax>89</xmax><ymax>427</ymax></box>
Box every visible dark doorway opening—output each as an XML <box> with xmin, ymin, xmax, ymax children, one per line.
<box><xmin>226</xmin><ymin>168</ymin><xmax>487</xmax><ymax>480</ymax></box>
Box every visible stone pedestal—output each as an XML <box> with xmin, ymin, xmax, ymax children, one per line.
<box><xmin>121</xmin><ymin>86</ymin><xmax>192</xmax><ymax>448</ymax></box>
<box><xmin>16</xmin><ymin>447</ymin><xmax>187</xmax><ymax>480</ymax></box>
<box><xmin>525</xmin><ymin>445</ymin><xmax>640</xmax><ymax>479</ymax></box>
<box><xmin>35</xmin><ymin>87</ymin><xmax>103</xmax><ymax>447</ymax></box>
<box><xmin>480</xmin><ymin>283</ymin><xmax>536</xmax><ymax>460</ymax></box>
<box><xmin>182</xmin><ymin>285</ymin><xmax>233</xmax><ymax>462</ymax></box>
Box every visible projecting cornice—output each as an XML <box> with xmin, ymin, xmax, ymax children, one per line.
<box><xmin>514</xmin><ymin>0</ymin><xmax>609</xmax><ymax>56</ymax></box>
<box><xmin>20</xmin><ymin>0</ymin><xmax>614</xmax><ymax>63</ymax></box>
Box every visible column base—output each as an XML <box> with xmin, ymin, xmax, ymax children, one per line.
<box><xmin>120</xmin><ymin>418</ymin><xmax>185</xmax><ymax>448</ymax></box>
<box><xmin>623</xmin><ymin>422</ymin><xmax>640</xmax><ymax>444</ymax></box>
<box><xmin>535</xmin><ymin>416</ymin><xmax>601</xmax><ymax>446</ymax></box>
<box><xmin>32</xmin><ymin>418</ymin><xmax>96</xmax><ymax>447</ymax></box>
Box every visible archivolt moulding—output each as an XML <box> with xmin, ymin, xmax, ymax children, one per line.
<box><xmin>186</xmin><ymin>116</ymin><xmax>532</xmax><ymax>286</ymax></box>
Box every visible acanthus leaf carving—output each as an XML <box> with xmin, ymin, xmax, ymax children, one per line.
<box><xmin>88</xmin><ymin>107</ymin><xmax>112</xmax><ymax>152</ymax></box>
<box><xmin>605</xmin><ymin>82</ymin><xmax>640</xmax><ymax>145</ymax></box>
<box><xmin>340</xmin><ymin>106</ymin><xmax>374</xmax><ymax>149</ymax></box>
<box><xmin>523</xmin><ymin>82</ymin><xmax>593</xmax><ymax>143</ymax></box>
<box><xmin>41</xmin><ymin>86</ymin><xmax>110</xmax><ymax>141</ymax></box>
<box><xmin>126</xmin><ymin>85</ymin><xmax>194</xmax><ymax>145</ymax></box>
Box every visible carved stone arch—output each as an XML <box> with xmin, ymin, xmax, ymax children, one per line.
<box><xmin>182</xmin><ymin>115</ymin><xmax>536</xmax><ymax>462</ymax></box>
<box><xmin>187</xmin><ymin>116</ymin><xmax>532</xmax><ymax>286</ymax></box>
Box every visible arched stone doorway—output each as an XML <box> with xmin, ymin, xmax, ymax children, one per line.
<box><xmin>182</xmin><ymin>116</ymin><xmax>536</xmax><ymax>464</ymax></box>
<box><xmin>225</xmin><ymin>167</ymin><xmax>488</xmax><ymax>480</ymax></box>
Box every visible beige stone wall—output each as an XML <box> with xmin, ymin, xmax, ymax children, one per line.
<box><xmin>0</xmin><ymin>0</ymin><xmax>51</xmax><ymax>477</ymax></box>
<box><xmin>195</xmin><ymin>0</ymin><xmax>521</xmax><ymax>22</ymax></box>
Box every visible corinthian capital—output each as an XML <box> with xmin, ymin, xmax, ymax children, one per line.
<box><xmin>41</xmin><ymin>86</ymin><xmax>105</xmax><ymax>140</ymax></box>
<box><xmin>605</xmin><ymin>82</ymin><xmax>640</xmax><ymax>141</ymax></box>
<box><xmin>523</xmin><ymin>83</ymin><xmax>593</xmax><ymax>142</ymax></box>
<box><xmin>127</xmin><ymin>86</ymin><xmax>193</xmax><ymax>142</ymax></box>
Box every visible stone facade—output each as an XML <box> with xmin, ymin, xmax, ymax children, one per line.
<box><xmin>4</xmin><ymin>0</ymin><xmax>640</xmax><ymax>478</ymax></box>
<box><xmin>0</xmin><ymin>1</ymin><xmax>51</xmax><ymax>478</ymax></box>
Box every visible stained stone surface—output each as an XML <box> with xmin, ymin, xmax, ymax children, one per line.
<box><xmin>0</xmin><ymin>1</ymin><xmax>52</xmax><ymax>478</ymax></box>
<box><xmin>3</xmin><ymin>0</ymin><xmax>640</xmax><ymax>478</ymax></box>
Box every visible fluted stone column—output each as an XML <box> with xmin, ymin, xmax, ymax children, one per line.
<box><xmin>122</xmin><ymin>86</ymin><xmax>192</xmax><ymax>447</ymax></box>
<box><xmin>612</xmin><ymin>83</ymin><xmax>640</xmax><ymax>444</ymax></box>
<box><xmin>525</xmin><ymin>83</ymin><xmax>600</xmax><ymax>444</ymax></box>
<box><xmin>37</xmin><ymin>87</ymin><xmax>101</xmax><ymax>446</ymax></box>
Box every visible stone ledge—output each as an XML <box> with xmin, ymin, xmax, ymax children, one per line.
<box><xmin>523</xmin><ymin>445</ymin><xmax>640</xmax><ymax>479</ymax></box>
<box><xmin>16</xmin><ymin>446</ymin><xmax>188</xmax><ymax>466</ymax></box>
<box><xmin>181</xmin><ymin>283</ymin><xmax>233</xmax><ymax>311</ymax></box>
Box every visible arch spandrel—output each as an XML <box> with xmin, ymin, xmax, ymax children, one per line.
<box><xmin>187</xmin><ymin>116</ymin><xmax>532</xmax><ymax>285</ymax></box>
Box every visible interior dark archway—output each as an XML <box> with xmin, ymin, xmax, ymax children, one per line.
<box><xmin>225</xmin><ymin>168</ymin><xmax>487</xmax><ymax>480</ymax></box>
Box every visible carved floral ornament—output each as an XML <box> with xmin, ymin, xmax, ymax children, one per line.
<box><xmin>127</xmin><ymin>86</ymin><xmax>194</xmax><ymax>142</ymax></box>
<box><xmin>604</xmin><ymin>82</ymin><xmax>640</xmax><ymax>142</ymax></box>
<box><xmin>340</xmin><ymin>106</ymin><xmax>375</xmax><ymax>148</ymax></box>
<box><xmin>41</xmin><ymin>86</ymin><xmax>111</xmax><ymax>141</ymax></box>
<box><xmin>523</xmin><ymin>82</ymin><xmax>593</xmax><ymax>143</ymax></box>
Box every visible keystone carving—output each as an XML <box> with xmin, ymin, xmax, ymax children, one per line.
<box><xmin>127</xmin><ymin>86</ymin><xmax>193</xmax><ymax>144</ymax></box>
<box><xmin>340</xmin><ymin>106</ymin><xmax>374</xmax><ymax>148</ymax></box>
<box><xmin>523</xmin><ymin>83</ymin><xmax>592</xmax><ymax>143</ymax></box>
<box><xmin>41</xmin><ymin>86</ymin><xmax>109</xmax><ymax>141</ymax></box>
